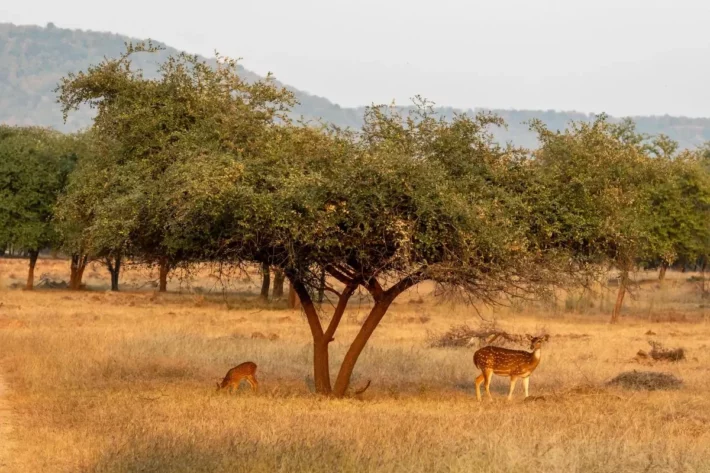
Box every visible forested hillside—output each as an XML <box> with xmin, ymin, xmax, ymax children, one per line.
<box><xmin>2</xmin><ymin>22</ymin><xmax>710</xmax><ymax>148</ymax></box>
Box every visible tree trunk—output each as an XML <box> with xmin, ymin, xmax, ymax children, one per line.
<box><xmin>260</xmin><ymin>262</ymin><xmax>271</xmax><ymax>300</ymax></box>
<box><xmin>294</xmin><ymin>283</ymin><xmax>332</xmax><ymax>394</ymax></box>
<box><xmin>610</xmin><ymin>270</ymin><xmax>628</xmax><ymax>324</ymax></box>
<box><xmin>70</xmin><ymin>254</ymin><xmax>89</xmax><ymax>290</ymax></box>
<box><xmin>25</xmin><ymin>250</ymin><xmax>39</xmax><ymax>290</ymax></box>
<box><xmin>288</xmin><ymin>269</ymin><xmax>416</xmax><ymax>398</ymax></box>
<box><xmin>158</xmin><ymin>257</ymin><xmax>170</xmax><ymax>293</ymax></box>
<box><xmin>658</xmin><ymin>263</ymin><xmax>668</xmax><ymax>282</ymax></box>
<box><xmin>288</xmin><ymin>283</ymin><xmax>301</xmax><ymax>310</ymax></box>
<box><xmin>333</xmin><ymin>298</ymin><xmax>394</xmax><ymax>397</ymax></box>
<box><xmin>288</xmin><ymin>276</ymin><xmax>357</xmax><ymax>395</ymax></box>
<box><xmin>312</xmin><ymin>337</ymin><xmax>332</xmax><ymax>395</ymax></box>
<box><xmin>105</xmin><ymin>255</ymin><xmax>122</xmax><ymax>292</ymax></box>
<box><xmin>272</xmin><ymin>269</ymin><xmax>285</xmax><ymax>299</ymax></box>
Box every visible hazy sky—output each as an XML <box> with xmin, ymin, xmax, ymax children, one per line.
<box><xmin>2</xmin><ymin>0</ymin><xmax>709</xmax><ymax>117</ymax></box>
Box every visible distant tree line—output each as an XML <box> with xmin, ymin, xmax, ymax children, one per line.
<box><xmin>3</xmin><ymin>23</ymin><xmax>710</xmax><ymax>149</ymax></box>
<box><xmin>2</xmin><ymin>45</ymin><xmax>710</xmax><ymax>396</ymax></box>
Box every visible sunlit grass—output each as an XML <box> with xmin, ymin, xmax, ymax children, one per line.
<box><xmin>1</xmin><ymin>257</ymin><xmax>709</xmax><ymax>472</ymax></box>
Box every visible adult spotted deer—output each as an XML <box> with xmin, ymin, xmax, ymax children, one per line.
<box><xmin>473</xmin><ymin>334</ymin><xmax>549</xmax><ymax>401</ymax></box>
<box><xmin>217</xmin><ymin>361</ymin><xmax>258</xmax><ymax>393</ymax></box>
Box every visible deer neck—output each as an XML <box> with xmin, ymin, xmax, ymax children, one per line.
<box><xmin>531</xmin><ymin>348</ymin><xmax>542</xmax><ymax>363</ymax></box>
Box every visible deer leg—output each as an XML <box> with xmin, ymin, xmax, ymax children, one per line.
<box><xmin>475</xmin><ymin>374</ymin><xmax>485</xmax><ymax>402</ymax></box>
<box><xmin>507</xmin><ymin>377</ymin><xmax>518</xmax><ymax>401</ymax></box>
<box><xmin>484</xmin><ymin>369</ymin><xmax>494</xmax><ymax>400</ymax></box>
<box><xmin>246</xmin><ymin>375</ymin><xmax>258</xmax><ymax>392</ymax></box>
<box><xmin>523</xmin><ymin>377</ymin><xmax>530</xmax><ymax>398</ymax></box>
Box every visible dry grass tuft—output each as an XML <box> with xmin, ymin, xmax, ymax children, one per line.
<box><xmin>35</xmin><ymin>275</ymin><xmax>68</xmax><ymax>289</ymax></box>
<box><xmin>427</xmin><ymin>322</ymin><xmax>528</xmax><ymax>348</ymax></box>
<box><xmin>426</xmin><ymin>324</ymin><xmax>479</xmax><ymax>348</ymax></box>
<box><xmin>649</xmin><ymin>340</ymin><xmax>686</xmax><ymax>362</ymax></box>
<box><xmin>607</xmin><ymin>370</ymin><xmax>683</xmax><ymax>391</ymax></box>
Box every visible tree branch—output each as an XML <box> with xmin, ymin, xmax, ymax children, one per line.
<box><xmin>384</xmin><ymin>268</ymin><xmax>427</xmax><ymax>299</ymax></box>
<box><xmin>323</xmin><ymin>283</ymin><xmax>357</xmax><ymax>342</ymax></box>
<box><xmin>325</xmin><ymin>264</ymin><xmax>357</xmax><ymax>286</ymax></box>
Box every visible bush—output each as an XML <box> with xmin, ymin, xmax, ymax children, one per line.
<box><xmin>607</xmin><ymin>370</ymin><xmax>683</xmax><ymax>391</ymax></box>
<box><xmin>427</xmin><ymin>322</ymin><xmax>527</xmax><ymax>349</ymax></box>
<box><xmin>649</xmin><ymin>341</ymin><xmax>685</xmax><ymax>362</ymax></box>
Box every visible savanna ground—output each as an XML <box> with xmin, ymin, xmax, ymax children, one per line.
<box><xmin>0</xmin><ymin>257</ymin><xmax>709</xmax><ymax>473</ymax></box>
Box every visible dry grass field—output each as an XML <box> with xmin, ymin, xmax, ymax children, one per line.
<box><xmin>1</xmin><ymin>257</ymin><xmax>709</xmax><ymax>472</ymax></box>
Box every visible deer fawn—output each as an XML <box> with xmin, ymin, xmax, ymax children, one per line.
<box><xmin>473</xmin><ymin>334</ymin><xmax>549</xmax><ymax>401</ymax></box>
<box><xmin>217</xmin><ymin>361</ymin><xmax>258</xmax><ymax>393</ymax></box>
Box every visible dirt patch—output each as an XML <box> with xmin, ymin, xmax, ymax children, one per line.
<box><xmin>607</xmin><ymin>370</ymin><xmax>683</xmax><ymax>391</ymax></box>
<box><xmin>0</xmin><ymin>318</ymin><xmax>27</xmax><ymax>330</ymax></box>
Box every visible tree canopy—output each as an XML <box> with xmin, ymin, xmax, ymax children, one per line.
<box><xmin>1</xmin><ymin>44</ymin><xmax>706</xmax><ymax>395</ymax></box>
<box><xmin>0</xmin><ymin>125</ymin><xmax>78</xmax><ymax>287</ymax></box>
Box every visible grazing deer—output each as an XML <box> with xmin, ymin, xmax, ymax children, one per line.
<box><xmin>217</xmin><ymin>361</ymin><xmax>258</xmax><ymax>393</ymax></box>
<box><xmin>473</xmin><ymin>334</ymin><xmax>549</xmax><ymax>401</ymax></box>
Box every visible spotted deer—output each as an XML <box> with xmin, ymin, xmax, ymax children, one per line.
<box><xmin>473</xmin><ymin>334</ymin><xmax>549</xmax><ymax>401</ymax></box>
<box><xmin>216</xmin><ymin>361</ymin><xmax>258</xmax><ymax>393</ymax></box>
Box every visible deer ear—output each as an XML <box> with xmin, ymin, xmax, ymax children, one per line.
<box><xmin>526</xmin><ymin>334</ymin><xmax>533</xmax><ymax>340</ymax></box>
<box><xmin>543</xmin><ymin>334</ymin><xmax>550</xmax><ymax>341</ymax></box>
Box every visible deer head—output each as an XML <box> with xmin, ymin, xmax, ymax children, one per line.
<box><xmin>526</xmin><ymin>334</ymin><xmax>549</xmax><ymax>350</ymax></box>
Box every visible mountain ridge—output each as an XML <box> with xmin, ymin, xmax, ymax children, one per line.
<box><xmin>2</xmin><ymin>22</ymin><xmax>710</xmax><ymax>149</ymax></box>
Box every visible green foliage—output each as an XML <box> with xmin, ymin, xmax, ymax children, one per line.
<box><xmin>0</xmin><ymin>125</ymin><xmax>77</xmax><ymax>252</ymax></box>
<box><xmin>50</xmin><ymin>43</ymin><xmax>710</xmax><ymax>390</ymax></box>
<box><xmin>641</xmin><ymin>152</ymin><xmax>710</xmax><ymax>268</ymax></box>
<box><xmin>56</xmin><ymin>44</ymin><xmax>294</xmax><ymax>267</ymax></box>
<box><xmin>529</xmin><ymin>116</ymin><xmax>653</xmax><ymax>271</ymax></box>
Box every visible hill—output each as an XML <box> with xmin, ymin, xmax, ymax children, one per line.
<box><xmin>2</xmin><ymin>22</ymin><xmax>710</xmax><ymax>149</ymax></box>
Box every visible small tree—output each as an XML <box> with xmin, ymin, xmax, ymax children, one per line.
<box><xmin>641</xmin><ymin>149</ymin><xmax>710</xmax><ymax>282</ymax></box>
<box><xmin>57</xmin><ymin>44</ymin><xmax>294</xmax><ymax>291</ymax></box>
<box><xmin>0</xmin><ymin>126</ymin><xmax>77</xmax><ymax>289</ymax></box>
<box><xmin>531</xmin><ymin>116</ymin><xmax>655</xmax><ymax>323</ymax></box>
<box><xmin>54</xmin><ymin>132</ymin><xmax>131</xmax><ymax>290</ymax></box>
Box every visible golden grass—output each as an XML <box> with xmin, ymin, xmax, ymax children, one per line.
<box><xmin>1</xmin><ymin>257</ymin><xmax>710</xmax><ymax>472</ymax></box>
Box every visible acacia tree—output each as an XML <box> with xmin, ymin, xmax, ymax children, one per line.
<box><xmin>0</xmin><ymin>126</ymin><xmax>77</xmax><ymax>289</ymax></box>
<box><xmin>54</xmin><ymin>133</ymin><xmax>132</xmax><ymax>290</ymax></box>
<box><xmin>531</xmin><ymin>117</ymin><xmax>657</xmax><ymax>323</ymax></box>
<box><xmin>641</xmin><ymin>149</ymin><xmax>710</xmax><ymax>282</ymax></box>
<box><xmin>57</xmin><ymin>43</ymin><xmax>294</xmax><ymax>291</ymax></box>
<box><xmin>168</xmin><ymin>103</ymin><xmax>575</xmax><ymax>396</ymax></box>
